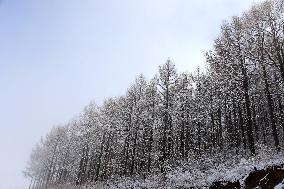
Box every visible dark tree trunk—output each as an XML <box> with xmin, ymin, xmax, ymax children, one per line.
<box><xmin>262</xmin><ymin>65</ymin><xmax>279</xmax><ymax>149</ymax></box>
<box><xmin>251</xmin><ymin>98</ymin><xmax>259</xmax><ymax>142</ymax></box>
<box><xmin>217</xmin><ymin>108</ymin><xmax>223</xmax><ymax>149</ymax></box>
<box><xmin>210</xmin><ymin>113</ymin><xmax>216</xmax><ymax>148</ymax></box>
<box><xmin>233</xmin><ymin>101</ymin><xmax>240</xmax><ymax>154</ymax></box>
<box><xmin>241</xmin><ymin>62</ymin><xmax>255</xmax><ymax>155</ymax></box>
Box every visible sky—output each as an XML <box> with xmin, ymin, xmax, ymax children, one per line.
<box><xmin>0</xmin><ymin>0</ymin><xmax>263</xmax><ymax>188</ymax></box>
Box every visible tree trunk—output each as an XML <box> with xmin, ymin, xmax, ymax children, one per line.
<box><xmin>241</xmin><ymin>62</ymin><xmax>255</xmax><ymax>155</ymax></box>
<box><xmin>262</xmin><ymin>65</ymin><xmax>279</xmax><ymax>149</ymax></box>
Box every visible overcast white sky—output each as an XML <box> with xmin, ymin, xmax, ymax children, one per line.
<box><xmin>0</xmin><ymin>0</ymin><xmax>263</xmax><ymax>188</ymax></box>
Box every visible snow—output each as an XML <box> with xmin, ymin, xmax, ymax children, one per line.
<box><xmin>274</xmin><ymin>179</ymin><xmax>284</xmax><ymax>189</ymax></box>
<box><xmin>80</xmin><ymin>146</ymin><xmax>284</xmax><ymax>189</ymax></box>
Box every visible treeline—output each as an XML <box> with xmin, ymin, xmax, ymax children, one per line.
<box><xmin>25</xmin><ymin>1</ymin><xmax>284</xmax><ymax>188</ymax></box>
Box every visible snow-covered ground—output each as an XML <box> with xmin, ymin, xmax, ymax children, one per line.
<box><xmin>87</xmin><ymin>146</ymin><xmax>284</xmax><ymax>189</ymax></box>
<box><xmin>274</xmin><ymin>179</ymin><xmax>284</xmax><ymax>189</ymax></box>
<box><xmin>47</xmin><ymin>146</ymin><xmax>284</xmax><ymax>189</ymax></box>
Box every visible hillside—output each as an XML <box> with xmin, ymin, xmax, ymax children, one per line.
<box><xmin>25</xmin><ymin>0</ymin><xmax>284</xmax><ymax>188</ymax></box>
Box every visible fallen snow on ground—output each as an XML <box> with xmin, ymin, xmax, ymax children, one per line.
<box><xmin>86</xmin><ymin>146</ymin><xmax>284</xmax><ymax>189</ymax></box>
<box><xmin>274</xmin><ymin>179</ymin><xmax>284</xmax><ymax>189</ymax></box>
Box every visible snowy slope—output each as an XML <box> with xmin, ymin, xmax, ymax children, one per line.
<box><xmin>86</xmin><ymin>147</ymin><xmax>284</xmax><ymax>189</ymax></box>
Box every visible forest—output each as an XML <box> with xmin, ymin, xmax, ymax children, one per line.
<box><xmin>25</xmin><ymin>0</ymin><xmax>284</xmax><ymax>188</ymax></box>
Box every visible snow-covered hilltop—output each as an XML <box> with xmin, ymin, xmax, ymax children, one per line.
<box><xmin>82</xmin><ymin>147</ymin><xmax>284</xmax><ymax>188</ymax></box>
<box><xmin>45</xmin><ymin>147</ymin><xmax>284</xmax><ymax>188</ymax></box>
<box><xmin>25</xmin><ymin>0</ymin><xmax>284</xmax><ymax>188</ymax></box>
